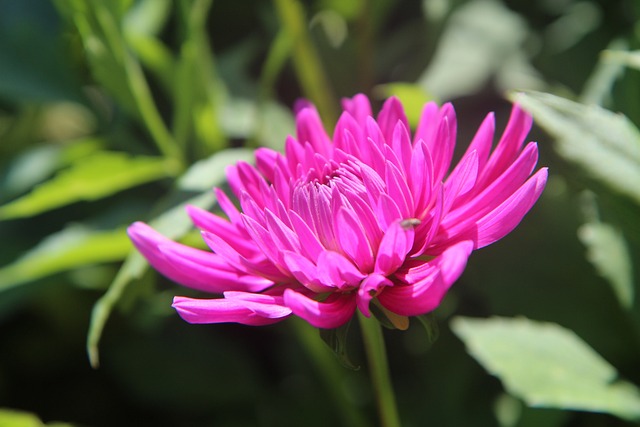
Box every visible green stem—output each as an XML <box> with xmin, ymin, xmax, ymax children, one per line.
<box><xmin>273</xmin><ymin>0</ymin><xmax>338</xmax><ymax>126</ymax></box>
<box><xmin>290</xmin><ymin>318</ymin><xmax>369</xmax><ymax>427</ymax></box>
<box><xmin>358</xmin><ymin>312</ymin><xmax>402</xmax><ymax>427</ymax></box>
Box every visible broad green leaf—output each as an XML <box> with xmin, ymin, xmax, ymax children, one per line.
<box><xmin>451</xmin><ymin>316</ymin><xmax>640</xmax><ymax>420</ymax></box>
<box><xmin>0</xmin><ymin>226</ymin><xmax>131</xmax><ymax>292</ymax></box>
<box><xmin>578</xmin><ymin>221</ymin><xmax>634</xmax><ymax>309</ymax></box>
<box><xmin>87</xmin><ymin>148</ymin><xmax>246</xmax><ymax>367</ymax></box>
<box><xmin>418</xmin><ymin>0</ymin><xmax>528</xmax><ymax>100</ymax></box>
<box><xmin>0</xmin><ymin>151</ymin><xmax>180</xmax><ymax>220</ymax></box>
<box><xmin>0</xmin><ymin>408</ymin><xmax>75</xmax><ymax>427</ymax></box>
<box><xmin>511</xmin><ymin>91</ymin><xmax>640</xmax><ymax>205</ymax></box>
<box><xmin>375</xmin><ymin>83</ymin><xmax>433</xmax><ymax>128</ymax></box>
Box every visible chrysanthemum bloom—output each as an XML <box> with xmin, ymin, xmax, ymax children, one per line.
<box><xmin>128</xmin><ymin>94</ymin><xmax>547</xmax><ymax>329</ymax></box>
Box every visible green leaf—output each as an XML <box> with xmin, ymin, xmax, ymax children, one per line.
<box><xmin>87</xmin><ymin>148</ymin><xmax>247</xmax><ymax>367</ymax></box>
<box><xmin>0</xmin><ymin>226</ymin><xmax>131</xmax><ymax>292</ymax></box>
<box><xmin>319</xmin><ymin>319</ymin><xmax>359</xmax><ymax>370</ymax></box>
<box><xmin>451</xmin><ymin>316</ymin><xmax>640</xmax><ymax>421</ymax></box>
<box><xmin>0</xmin><ymin>408</ymin><xmax>41</xmax><ymax>427</ymax></box>
<box><xmin>177</xmin><ymin>148</ymin><xmax>254</xmax><ymax>191</ymax></box>
<box><xmin>0</xmin><ymin>151</ymin><xmax>180</xmax><ymax>220</ymax></box>
<box><xmin>0</xmin><ymin>408</ymin><xmax>75</xmax><ymax>427</ymax></box>
<box><xmin>511</xmin><ymin>91</ymin><xmax>640</xmax><ymax>205</ymax></box>
<box><xmin>578</xmin><ymin>221</ymin><xmax>634</xmax><ymax>309</ymax></box>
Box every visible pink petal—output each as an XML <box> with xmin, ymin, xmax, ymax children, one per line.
<box><xmin>473</xmin><ymin>167</ymin><xmax>548</xmax><ymax>248</ymax></box>
<box><xmin>296</xmin><ymin>107</ymin><xmax>332</xmax><ymax>158</ymax></box>
<box><xmin>375</xmin><ymin>220</ymin><xmax>415</xmax><ymax>275</ymax></box>
<box><xmin>378</xmin><ymin>240</ymin><xmax>473</xmax><ymax>316</ymax></box>
<box><xmin>255</xmin><ymin>147</ymin><xmax>281</xmax><ymax>182</ymax></box>
<box><xmin>282</xmin><ymin>251</ymin><xmax>333</xmax><ymax>292</ymax></box>
<box><xmin>316</xmin><ymin>250</ymin><xmax>366</xmax><ymax>290</ymax></box>
<box><xmin>377</xmin><ymin>96</ymin><xmax>409</xmax><ymax>145</ymax></box>
<box><xmin>478</xmin><ymin>104</ymin><xmax>532</xmax><ymax>187</ymax></box>
<box><xmin>342</xmin><ymin>93</ymin><xmax>372</xmax><ymax>125</ymax></box>
<box><xmin>127</xmin><ymin>222</ymin><xmax>272</xmax><ymax>293</ymax></box>
<box><xmin>284</xmin><ymin>289</ymin><xmax>356</xmax><ymax>329</ymax></box>
<box><xmin>357</xmin><ymin>273</ymin><xmax>392</xmax><ymax>317</ymax></box>
<box><xmin>173</xmin><ymin>294</ymin><xmax>291</xmax><ymax>325</ymax></box>
<box><xmin>334</xmin><ymin>207</ymin><xmax>375</xmax><ymax>272</ymax></box>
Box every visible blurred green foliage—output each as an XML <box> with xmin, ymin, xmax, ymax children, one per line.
<box><xmin>1</xmin><ymin>0</ymin><xmax>640</xmax><ymax>426</ymax></box>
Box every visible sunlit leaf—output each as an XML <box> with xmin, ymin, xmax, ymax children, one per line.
<box><xmin>0</xmin><ymin>408</ymin><xmax>75</xmax><ymax>427</ymax></box>
<box><xmin>0</xmin><ymin>151</ymin><xmax>180</xmax><ymax>220</ymax></box>
<box><xmin>0</xmin><ymin>138</ymin><xmax>104</xmax><ymax>199</ymax></box>
<box><xmin>0</xmin><ymin>226</ymin><xmax>131</xmax><ymax>292</ymax></box>
<box><xmin>578</xmin><ymin>221</ymin><xmax>634</xmax><ymax>309</ymax></box>
<box><xmin>511</xmin><ymin>91</ymin><xmax>640</xmax><ymax>205</ymax></box>
<box><xmin>451</xmin><ymin>316</ymin><xmax>640</xmax><ymax>420</ymax></box>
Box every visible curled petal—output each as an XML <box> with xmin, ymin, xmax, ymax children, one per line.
<box><xmin>378</xmin><ymin>240</ymin><xmax>473</xmax><ymax>316</ymax></box>
<box><xmin>284</xmin><ymin>289</ymin><xmax>356</xmax><ymax>329</ymax></box>
<box><xmin>357</xmin><ymin>273</ymin><xmax>392</xmax><ymax>317</ymax></box>
<box><xmin>173</xmin><ymin>293</ymin><xmax>291</xmax><ymax>325</ymax></box>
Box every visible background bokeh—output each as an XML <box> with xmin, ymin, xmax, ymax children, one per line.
<box><xmin>1</xmin><ymin>0</ymin><xmax>639</xmax><ymax>426</ymax></box>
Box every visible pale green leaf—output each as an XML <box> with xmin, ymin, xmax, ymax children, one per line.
<box><xmin>602</xmin><ymin>49</ymin><xmax>640</xmax><ymax>71</ymax></box>
<box><xmin>0</xmin><ymin>151</ymin><xmax>180</xmax><ymax>220</ymax></box>
<box><xmin>451</xmin><ymin>316</ymin><xmax>640</xmax><ymax>420</ymax></box>
<box><xmin>0</xmin><ymin>226</ymin><xmax>131</xmax><ymax>292</ymax></box>
<box><xmin>87</xmin><ymin>148</ymin><xmax>246</xmax><ymax>367</ymax></box>
<box><xmin>511</xmin><ymin>91</ymin><xmax>640</xmax><ymax>205</ymax></box>
<box><xmin>578</xmin><ymin>221</ymin><xmax>634</xmax><ymax>309</ymax></box>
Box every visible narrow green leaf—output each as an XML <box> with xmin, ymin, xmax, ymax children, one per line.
<box><xmin>0</xmin><ymin>151</ymin><xmax>180</xmax><ymax>220</ymax></box>
<box><xmin>87</xmin><ymin>148</ymin><xmax>246</xmax><ymax>367</ymax></box>
<box><xmin>451</xmin><ymin>316</ymin><xmax>640</xmax><ymax>420</ymax></box>
<box><xmin>578</xmin><ymin>221</ymin><xmax>634</xmax><ymax>309</ymax></box>
<box><xmin>511</xmin><ymin>91</ymin><xmax>640</xmax><ymax>205</ymax></box>
<box><xmin>0</xmin><ymin>226</ymin><xmax>131</xmax><ymax>292</ymax></box>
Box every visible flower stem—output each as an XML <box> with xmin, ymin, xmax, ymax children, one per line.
<box><xmin>358</xmin><ymin>312</ymin><xmax>402</xmax><ymax>427</ymax></box>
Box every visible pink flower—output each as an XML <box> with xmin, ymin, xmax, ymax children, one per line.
<box><xmin>128</xmin><ymin>94</ymin><xmax>547</xmax><ymax>329</ymax></box>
